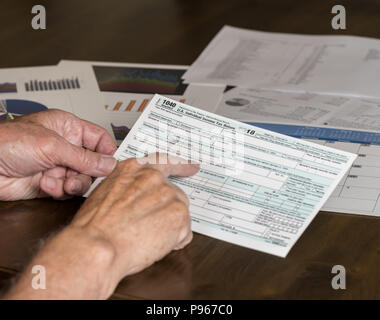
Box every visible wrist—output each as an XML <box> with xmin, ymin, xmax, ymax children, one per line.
<box><xmin>5</xmin><ymin>224</ymin><xmax>122</xmax><ymax>300</ymax></box>
<box><xmin>60</xmin><ymin>225</ymin><xmax>121</xmax><ymax>298</ymax></box>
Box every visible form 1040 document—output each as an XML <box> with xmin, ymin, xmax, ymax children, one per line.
<box><xmin>87</xmin><ymin>95</ymin><xmax>356</xmax><ymax>257</ymax></box>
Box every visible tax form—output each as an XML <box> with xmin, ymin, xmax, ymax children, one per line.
<box><xmin>87</xmin><ymin>95</ymin><xmax>356</xmax><ymax>257</ymax></box>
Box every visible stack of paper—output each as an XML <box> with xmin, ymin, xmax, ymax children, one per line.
<box><xmin>183</xmin><ymin>26</ymin><xmax>380</xmax><ymax>98</ymax></box>
<box><xmin>2</xmin><ymin>24</ymin><xmax>380</xmax><ymax>256</ymax></box>
<box><xmin>0</xmin><ymin>60</ymin><xmax>226</xmax><ymax>143</ymax></box>
<box><xmin>182</xmin><ymin>26</ymin><xmax>380</xmax><ymax>218</ymax></box>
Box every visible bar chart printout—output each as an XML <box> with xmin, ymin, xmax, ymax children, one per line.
<box><xmin>24</xmin><ymin>77</ymin><xmax>81</xmax><ymax>92</ymax></box>
<box><xmin>88</xmin><ymin>95</ymin><xmax>356</xmax><ymax>257</ymax></box>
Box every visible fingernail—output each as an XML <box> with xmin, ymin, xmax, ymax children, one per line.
<box><xmin>45</xmin><ymin>176</ymin><xmax>56</xmax><ymax>189</ymax></box>
<box><xmin>71</xmin><ymin>179</ymin><xmax>82</xmax><ymax>193</ymax></box>
<box><xmin>98</xmin><ymin>156</ymin><xmax>117</xmax><ymax>174</ymax></box>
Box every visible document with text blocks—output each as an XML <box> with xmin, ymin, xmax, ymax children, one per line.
<box><xmin>87</xmin><ymin>95</ymin><xmax>356</xmax><ymax>257</ymax></box>
<box><xmin>184</xmin><ymin>26</ymin><xmax>380</xmax><ymax>99</ymax></box>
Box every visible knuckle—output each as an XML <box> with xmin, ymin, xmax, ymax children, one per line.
<box><xmin>166</xmin><ymin>182</ymin><xmax>189</xmax><ymax>206</ymax></box>
<box><xmin>169</xmin><ymin>200</ymin><xmax>189</xmax><ymax>222</ymax></box>
<box><xmin>172</xmin><ymin>199</ymin><xmax>189</xmax><ymax>212</ymax></box>
<box><xmin>138</xmin><ymin>168</ymin><xmax>164</xmax><ymax>184</ymax></box>
<box><xmin>46</xmin><ymin>108</ymin><xmax>61</xmax><ymax>116</ymax></box>
<box><xmin>118</xmin><ymin>158</ymin><xmax>140</xmax><ymax>172</ymax></box>
<box><xmin>40</xmin><ymin>135</ymin><xmax>61</xmax><ymax>158</ymax></box>
<box><xmin>51</xmin><ymin>109</ymin><xmax>73</xmax><ymax>119</ymax></box>
<box><xmin>160</xmin><ymin>183</ymin><xmax>177</xmax><ymax>199</ymax></box>
<box><xmin>115</xmin><ymin>161</ymin><xmax>125</xmax><ymax>172</ymax></box>
<box><xmin>109</xmin><ymin>172</ymin><xmax>134</xmax><ymax>187</ymax></box>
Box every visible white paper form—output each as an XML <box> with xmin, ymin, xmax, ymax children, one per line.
<box><xmin>305</xmin><ymin>140</ymin><xmax>380</xmax><ymax>217</ymax></box>
<box><xmin>183</xmin><ymin>26</ymin><xmax>380</xmax><ymax>99</ymax></box>
<box><xmin>325</xmin><ymin>98</ymin><xmax>380</xmax><ymax>131</ymax></box>
<box><xmin>87</xmin><ymin>95</ymin><xmax>356</xmax><ymax>257</ymax></box>
<box><xmin>215</xmin><ymin>87</ymin><xmax>380</xmax><ymax>217</ymax></box>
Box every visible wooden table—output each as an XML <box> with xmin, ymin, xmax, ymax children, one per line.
<box><xmin>0</xmin><ymin>0</ymin><xmax>379</xmax><ymax>299</ymax></box>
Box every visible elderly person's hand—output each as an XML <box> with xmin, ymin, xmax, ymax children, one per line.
<box><xmin>4</xmin><ymin>153</ymin><xmax>199</xmax><ymax>299</ymax></box>
<box><xmin>72</xmin><ymin>154</ymin><xmax>199</xmax><ymax>278</ymax></box>
<box><xmin>0</xmin><ymin>109</ymin><xmax>117</xmax><ymax>200</ymax></box>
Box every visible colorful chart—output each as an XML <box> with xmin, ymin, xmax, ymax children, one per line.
<box><xmin>0</xmin><ymin>99</ymin><xmax>48</xmax><ymax>122</ymax></box>
<box><xmin>0</xmin><ymin>82</ymin><xmax>17</xmax><ymax>93</ymax></box>
<box><xmin>105</xmin><ymin>98</ymin><xmax>186</xmax><ymax>112</ymax></box>
<box><xmin>93</xmin><ymin>66</ymin><xmax>188</xmax><ymax>95</ymax></box>
<box><xmin>111</xmin><ymin>123</ymin><xmax>131</xmax><ymax>141</ymax></box>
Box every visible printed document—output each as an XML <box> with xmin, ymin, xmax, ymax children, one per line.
<box><xmin>0</xmin><ymin>64</ymin><xmax>112</xmax><ymax>136</ymax></box>
<box><xmin>216</xmin><ymin>87</ymin><xmax>380</xmax><ymax>217</ymax></box>
<box><xmin>184</xmin><ymin>26</ymin><xmax>380</xmax><ymax>99</ymax></box>
<box><xmin>217</xmin><ymin>87</ymin><xmax>380</xmax><ymax>131</ymax></box>
<box><xmin>86</xmin><ymin>95</ymin><xmax>356</xmax><ymax>257</ymax></box>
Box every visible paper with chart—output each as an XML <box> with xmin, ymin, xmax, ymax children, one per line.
<box><xmin>0</xmin><ymin>64</ymin><xmax>112</xmax><ymax>136</ymax></box>
<box><xmin>216</xmin><ymin>87</ymin><xmax>352</xmax><ymax>125</ymax></box>
<box><xmin>0</xmin><ymin>65</ymin><xmax>83</xmax><ymax>94</ymax></box>
<box><xmin>87</xmin><ymin>95</ymin><xmax>356</xmax><ymax>257</ymax></box>
<box><xmin>59</xmin><ymin>60</ymin><xmax>225</xmax><ymax>142</ymax></box>
<box><xmin>183</xmin><ymin>25</ymin><xmax>380</xmax><ymax>99</ymax></box>
<box><xmin>216</xmin><ymin>87</ymin><xmax>380</xmax><ymax>217</ymax></box>
<box><xmin>217</xmin><ymin>87</ymin><xmax>380</xmax><ymax>130</ymax></box>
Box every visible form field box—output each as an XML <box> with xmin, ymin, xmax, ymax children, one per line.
<box><xmin>191</xmin><ymin>206</ymin><xmax>224</xmax><ymax>222</ymax></box>
<box><xmin>205</xmin><ymin>201</ymin><xmax>255</xmax><ymax>221</ymax></box>
<box><xmin>221</xmin><ymin>216</ymin><xmax>266</xmax><ymax>235</ymax></box>
<box><xmin>236</xmin><ymin>170</ymin><xmax>284</xmax><ymax>190</ymax></box>
<box><xmin>324</xmin><ymin>197</ymin><xmax>376</xmax><ymax>212</ymax></box>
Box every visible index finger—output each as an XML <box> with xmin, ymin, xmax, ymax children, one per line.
<box><xmin>80</xmin><ymin>119</ymin><xmax>117</xmax><ymax>155</ymax></box>
<box><xmin>140</xmin><ymin>153</ymin><xmax>200</xmax><ymax>178</ymax></box>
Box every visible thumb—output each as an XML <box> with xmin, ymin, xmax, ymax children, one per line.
<box><xmin>53</xmin><ymin>138</ymin><xmax>117</xmax><ymax>177</ymax></box>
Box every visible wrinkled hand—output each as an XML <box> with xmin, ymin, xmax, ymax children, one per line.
<box><xmin>0</xmin><ymin>109</ymin><xmax>117</xmax><ymax>200</ymax></box>
<box><xmin>71</xmin><ymin>153</ymin><xmax>199</xmax><ymax>279</ymax></box>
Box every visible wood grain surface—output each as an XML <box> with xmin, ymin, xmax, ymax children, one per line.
<box><xmin>0</xmin><ymin>0</ymin><xmax>379</xmax><ymax>299</ymax></box>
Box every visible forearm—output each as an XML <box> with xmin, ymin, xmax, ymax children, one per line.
<box><xmin>3</xmin><ymin>226</ymin><xmax>120</xmax><ymax>300</ymax></box>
